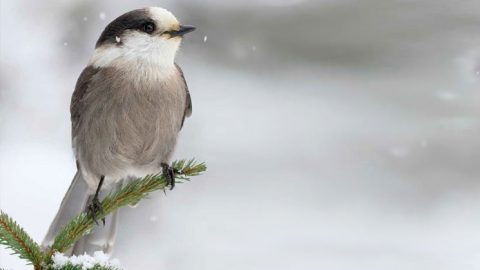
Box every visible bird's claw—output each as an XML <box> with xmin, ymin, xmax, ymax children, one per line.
<box><xmin>87</xmin><ymin>196</ymin><xmax>105</xmax><ymax>226</ymax></box>
<box><xmin>161</xmin><ymin>163</ymin><xmax>177</xmax><ymax>190</ymax></box>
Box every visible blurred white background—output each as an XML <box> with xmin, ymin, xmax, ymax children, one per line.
<box><xmin>1</xmin><ymin>0</ymin><xmax>480</xmax><ymax>269</ymax></box>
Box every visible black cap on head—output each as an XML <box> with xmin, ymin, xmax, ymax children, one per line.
<box><xmin>96</xmin><ymin>9</ymin><xmax>154</xmax><ymax>48</ymax></box>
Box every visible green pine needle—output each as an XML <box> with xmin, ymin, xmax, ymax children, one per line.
<box><xmin>0</xmin><ymin>211</ymin><xmax>44</xmax><ymax>266</ymax></box>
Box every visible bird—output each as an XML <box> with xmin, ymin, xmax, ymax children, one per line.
<box><xmin>41</xmin><ymin>7</ymin><xmax>195</xmax><ymax>256</ymax></box>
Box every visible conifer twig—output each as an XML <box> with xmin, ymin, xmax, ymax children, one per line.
<box><xmin>0</xmin><ymin>159</ymin><xmax>206</xmax><ymax>269</ymax></box>
<box><xmin>47</xmin><ymin>159</ymin><xmax>206</xmax><ymax>258</ymax></box>
<box><xmin>0</xmin><ymin>211</ymin><xmax>44</xmax><ymax>269</ymax></box>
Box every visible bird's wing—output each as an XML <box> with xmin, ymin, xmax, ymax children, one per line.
<box><xmin>70</xmin><ymin>66</ymin><xmax>99</xmax><ymax>139</ymax></box>
<box><xmin>175</xmin><ymin>63</ymin><xmax>192</xmax><ymax>129</ymax></box>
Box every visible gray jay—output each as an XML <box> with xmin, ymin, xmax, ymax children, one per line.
<box><xmin>42</xmin><ymin>7</ymin><xmax>195</xmax><ymax>255</ymax></box>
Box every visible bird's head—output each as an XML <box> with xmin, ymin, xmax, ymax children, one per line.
<box><xmin>90</xmin><ymin>7</ymin><xmax>195</xmax><ymax>68</ymax></box>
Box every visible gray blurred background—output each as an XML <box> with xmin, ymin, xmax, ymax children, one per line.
<box><xmin>1</xmin><ymin>0</ymin><xmax>480</xmax><ymax>269</ymax></box>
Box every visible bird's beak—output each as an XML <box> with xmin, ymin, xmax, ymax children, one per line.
<box><xmin>166</xmin><ymin>25</ymin><xmax>196</xmax><ymax>38</ymax></box>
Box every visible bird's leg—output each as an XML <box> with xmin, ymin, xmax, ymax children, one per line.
<box><xmin>87</xmin><ymin>175</ymin><xmax>105</xmax><ymax>226</ymax></box>
<box><xmin>161</xmin><ymin>163</ymin><xmax>176</xmax><ymax>190</ymax></box>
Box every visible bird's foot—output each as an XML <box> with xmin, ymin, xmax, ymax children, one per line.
<box><xmin>87</xmin><ymin>175</ymin><xmax>105</xmax><ymax>226</ymax></box>
<box><xmin>87</xmin><ymin>196</ymin><xmax>105</xmax><ymax>226</ymax></box>
<box><xmin>161</xmin><ymin>163</ymin><xmax>177</xmax><ymax>190</ymax></box>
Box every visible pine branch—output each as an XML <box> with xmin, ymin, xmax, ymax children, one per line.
<box><xmin>47</xmin><ymin>159</ymin><xmax>206</xmax><ymax>258</ymax></box>
<box><xmin>0</xmin><ymin>159</ymin><xmax>206</xmax><ymax>269</ymax></box>
<box><xmin>0</xmin><ymin>211</ymin><xmax>44</xmax><ymax>268</ymax></box>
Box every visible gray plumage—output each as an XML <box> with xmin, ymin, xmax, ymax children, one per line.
<box><xmin>42</xmin><ymin>7</ymin><xmax>194</xmax><ymax>255</ymax></box>
<box><xmin>72</xmin><ymin>64</ymin><xmax>190</xmax><ymax>190</ymax></box>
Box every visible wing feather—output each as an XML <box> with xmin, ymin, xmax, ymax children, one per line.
<box><xmin>175</xmin><ymin>63</ymin><xmax>192</xmax><ymax>129</ymax></box>
<box><xmin>70</xmin><ymin>66</ymin><xmax>99</xmax><ymax>139</ymax></box>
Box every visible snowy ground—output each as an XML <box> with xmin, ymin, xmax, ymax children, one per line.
<box><xmin>1</xmin><ymin>0</ymin><xmax>480</xmax><ymax>269</ymax></box>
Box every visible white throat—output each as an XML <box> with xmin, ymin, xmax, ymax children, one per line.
<box><xmin>89</xmin><ymin>32</ymin><xmax>179</xmax><ymax>70</ymax></box>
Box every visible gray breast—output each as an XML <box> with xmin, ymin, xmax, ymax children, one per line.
<box><xmin>73</xmin><ymin>65</ymin><xmax>186</xmax><ymax>187</ymax></box>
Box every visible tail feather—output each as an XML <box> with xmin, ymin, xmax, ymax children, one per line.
<box><xmin>42</xmin><ymin>172</ymin><xmax>90</xmax><ymax>251</ymax></box>
<box><xmin>42</xmin><ymin>172</ymin><xmax>120</xmax><ymax>256</ymax></box>
<box><xmin>72</xmin><ymin>182</ymin><xmax>122</xmax><ymax>256</ymax></box>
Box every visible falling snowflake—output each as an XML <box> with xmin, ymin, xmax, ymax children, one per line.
<box><xmin>203</xmin><ymin>35</ymin><xmax>208</xmax><ymax>43</ymax></box>
<box><xmin>99</xmin><ymin>12</ymin><xmax>106</xmax><ymax>20</ymax></box>
<box><xmin>83</xmin><ymin>16</ymin><xmax>88</xmax><ymax>21</ymax></box>
<box><xmin>115</xmin><ymin>36</ymin><xmax>121</xmax><ymax>43</ymax></box>
<box><xmin>63</xmin><ymin>42</ymin><xmax>68</xmax><ymax>46</ymax></box>
<box><xmin>252</xmin><ymin>45</ymin><xmax>257</xmax><ymax>52</ymax></box>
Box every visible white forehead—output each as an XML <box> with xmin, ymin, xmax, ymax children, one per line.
<box><xmin>147</xmin><ymin>7</ymin><xmax>179</xmax><ymax>27</ymax></box>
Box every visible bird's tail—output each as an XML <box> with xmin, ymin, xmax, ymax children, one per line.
<box><xmin>41</xmin><ymin>171</ymin><xmax>120</xmax><ymax>256</ymax></box>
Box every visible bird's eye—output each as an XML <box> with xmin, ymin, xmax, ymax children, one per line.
<box><xmin>142</xmin><ymin>22</ymin><xmax>155</xmax><ymax>34</ymax></box>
